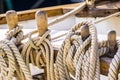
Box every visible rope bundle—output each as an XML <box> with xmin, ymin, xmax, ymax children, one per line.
<box><xmin>98</xmin><ymin>31</ymin><xmax>120</xmax><ymax>80</ymax></box>
<box><xmin>0</xmin><ymin>6</ymin><xmax>120</xmax><ymax>80</ymax></box>
<box><xmin>22</xmin><ymin>30</ymin><xmax>54</xmax><ymax>80</ymax></box>
<box><xmin>0</xmin><ymin>25</ymin><xmax>32</xmax><ymax>80</ymax></box>
<box><xmin>0</xmin><ymin>17</ymin><xmax>120</xmax><ymax>80</ymax></box>
<box><xmin>98</xmin><ymin>40</ymin><xmax>120</xmax><ymax>80</ymax></box>
<box><xmin>0</xmin><ymin>10</ymin><xmax>54</xmax><ymax>80</ymax></box>
<box><xmin>55</xmin><ymin>21</ymin><xmax>98</xmax><ymax>80</ymax></box>
<box><xmin>54</xmin><ymin>21</ymin><xmax>120</xmax><ymax>80</ymax></box>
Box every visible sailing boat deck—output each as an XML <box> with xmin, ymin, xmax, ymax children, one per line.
<box><xmin>0</xmin><ymin>1</ymin><xmax>120</xmax><ymax>79</ymax></box>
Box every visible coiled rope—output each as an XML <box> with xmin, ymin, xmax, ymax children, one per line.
<box><xmin>54</xmin><ymin>21</ymin><xmax>120</xmax><ymax>80</ymax></box>
<box><xmin>55</xmin><ymin>21</ymin><xmax>98</xmax><ymax>80</ymax></box>
<box><xmin>0</xmin><ymin>25</ymin><xmax>32</xmax><ymax>80</ymax></box>
<box><xmin>21</xmin><ymin>10</ymin><xmax>54</xmax><ymax>80</ymax></box>
<box><xmin>22</xmin><ymin>30</ymin><xmax>54</xmax><ymax>80</ymax></box>
<box><xmin>0</xmin><ymin>3</ymin><xmax>120</xmax><ymax>79</ymax></box>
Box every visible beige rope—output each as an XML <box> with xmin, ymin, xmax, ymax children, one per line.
<box><xmin>22</xmin><ymin>30</ymin><xmax>54</xmax><ymax>80</ymax></box>
<box><xmin>53</xmin><ymin>19</ymin><xmax>120</xmax><ymax>80</ymax></box>
<box><xmin>23</xmin><ymin>2</ymin><xmax>86</xmax><ymax>39</ymax></box>
<box><xmin>0</xmin><ymin>52</ymin><xmax>7</xmax><ymax>80</ymax></box>
<box><xmin>108</xmin><ymin>40</ymin><xmax>120</xmax><ymax>80</ymax></box>
<box><xmin>1</xmin><ymin>5</ymin><xmax>120</xmax><ymax>80</ymax></box>
<box><xmin>0</xmin><ymin>42</ymin><xmax>16</xmax><ymax>80</ymax></box>
<box><xmin>0</xmin><ymin>25</ymin><xmax>33</xmax><ymax>80</ymax></box>
<box><xmin>48</xmin><ymin>12</ymin><xmax>120</xmax><ymax>41</ymax></box>
<box><xmin>55</xmin><ymin>21</ymin><xmax>98</xmax><ymax>80</ymax></box>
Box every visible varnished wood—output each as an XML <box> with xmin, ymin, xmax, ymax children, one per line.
<box><xmin>0</xmin><ymin>8</ymin><xmax>63</xmax><ymax>24</ymax></box>
<box><xmin>107</xmin><ymin>30</ymin><xmax>117</xmax><ymax>58</ymax></box>
<box><xmin>6</xmin><ymin>10</ymin><xmax>18</xmax><ymax>30</ymax></box>
<box><xmin>0</xmin><ymin>1</ymin><xmax>120</xmax><ymax>24</ymax></box>
<box><xmin>80</xmin><ymin>25</ymin><xmax>90</xmax><ymax>41</ymax></box>
<box><xmin>100</xmin><ymin>57</ymin><xmax>112</xmax><ymax>75</ymax></box>
<box><xmin>0</xmin><ymin>1</ymin><xmax>120</xmax><ymax>77</ymax></box>
<box><xmin>36</xmin><ymin>10</ymin><xmax>48</xmax><ymax>36</ymax></box>
<box><xmin>100</xmin><ymin>30</ymin><xmax>117</xmax><ymax>75</ymax></box>
<box><xmin>0</xmin><ymin>2</ymin><xmax>84</xmax><ymax>25</ymax></box>
<box><xmin>35</xmin><ymin>10</ymin><xmax>48</xmax><ymax>80</ymax></box>
<box><xmin>63</xmin><ymin>1</ymin><xmax>120</xmax><ymax>17</ymax></box>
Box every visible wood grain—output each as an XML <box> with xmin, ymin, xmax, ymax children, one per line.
<box><xmin>0</xmin><ymin>1</ymin><xmax>120</xmax><ymax>24</ymax></box>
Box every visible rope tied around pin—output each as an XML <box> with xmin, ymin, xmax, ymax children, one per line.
<box><xmin>54</xmin><ymin>21</ymin><xmax>120</xmax><ymax>80</ymax></box>
<box><xmin>98</xmin><ymin>30</ymin><xmax>120</xmax><ymax>80</ymax></box>
<box><xmin>0</xmin><ymin>24</ymin><xmax>33</xmax><ymax>80</ymax></box>
<box><xmin>6</xmin><ymin>25</ymin><xmax>24</xmax><ymax>46</ymax></box>
<box><xmin>22</xmin><ymin>29</ymin><xmax>54</xmax><ymax>80</ymax></box>
<box><xmin>54</xmin><ymin>21</ymin><xmax>98</xmax><ymax>80</ymax></box>
<box><xmin>1</xmin><ymin>6</ymin><xmax>120</xmax><ymax>80</ymax></box>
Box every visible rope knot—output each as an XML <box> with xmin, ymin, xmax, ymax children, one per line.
<box><xmin>6</xmin><ymin>24</ymin><xmax>24</xmax><ymax>45</ymax></box>
<box><xmin>28</xmin><ymin>30</ymin><xmax>50</xmax><ymax>49</ymax></box>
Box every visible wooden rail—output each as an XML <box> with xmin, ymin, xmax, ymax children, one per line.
<box><xmin>0</xmin><ymin>1</ymin><xmax>120</xmax><ymax>77</ymax></box>
<box><xmin>0</xmin><ymin>1</ymin><xmax>120</xmax><ymax>24</ymax></box>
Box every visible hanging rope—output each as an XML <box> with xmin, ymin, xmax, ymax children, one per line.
<box><xmin>53</xmin><ymin>20</ymin><xmax>120</xmax><ymax>80</ymax></box>
<box><xmin>0</xmin><ymin>24</ymin><xmax>33</xmax><ymax>80</ymax></box>
<box><xmin>54</xmin><ymin>21</ymin><xmax>98</xmax><ymax>80</ymax></box>
<box><xmin>0</xmin><ymin>5</ymin><xmax>120</xmax><ymax>80</ymax></box>
<box><xmin>22</xmin><ymin>29</ymin><xmax>54</xmax><ymax>80</ymax></box>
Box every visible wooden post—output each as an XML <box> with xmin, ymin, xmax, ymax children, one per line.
<box><xmin>100</xmin><ymin>30</ymin><xmax>117</xmax><ymax>75</ymax></box>
<box><xmin>6</xmin><ymin>10</ymin><xmax>18</xmax><ymax>30</ymax></box>
<box><xmin>107</xmin><ymin>30</ymin><xmax>117</xmax><ymax>58</ymax></box>
<box><xmin>80</xmin><ymin>24</ymin><xmax>90</xmax><ymax>52</ymax></box>
<box><xmin>35</xmin><ymin>10</ymin><xmax>48</xmax><ymax>80</ymax></box>
<box><xmin>80</xmin><ymin>25</ymin><xmax>90</xmax><ymax>41</ymax></box>
<box><xmin>35</xmin><ymin>10</ymin><xmax>48</xmax><ymax>36</ymax></box>
<box><xmin>6</xmin><ymin>10</ymin><xmax>23</xmax><ymax>80</ymax></box>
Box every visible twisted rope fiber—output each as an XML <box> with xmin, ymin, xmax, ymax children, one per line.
<box><xmin>108</xmin><ymin>40</ymin><xmax>120</xmax><ymax>80</ymax></box>
<box><xmin>0</xmin><ymin>55</ymin><xmax>7</xmax><ymax>80</ymax></box>
<box><xmin>0</xmin><ymin>25</ymin><xmax>32</xmax><ymax>80</ymax></box>
<box><xmin>55</xmin><ymin>21</ymin><xmax>120</xmax><ymax>80</ymax></box>
<box><xmin>22</xmin><ymin>30</ymin><xmax>54</xmax><ymax>80</ymax></box>
<box><xmin>94</xmin><ymin>40</ymin><xmax>120</xmax><ymax>80</ymax></box>
<box><xmin>0</xmin><ymin>42</ymin><xmax>15</xmax><ymax>80</ymax></box>
<box><xmin>74</xmin><ymin>22</ymin><xmax>98</xmax><ymax>80</ymax></box>
<box><xmin>6</xmin><ymin>25</ymin><xmax>24</xmax><ymax>45</ymax></box>
<box><xmin>95</xmin><ymin>40</ymin><xmax>120</xmax><ymax>80</ymax></box>
<box><xmin>55</xmin><ymin>21</ymin><xmax>99</xmax><ymax>80</ymax></box>
<box><xmin>89</xmin><ymin>39</ymin><xmax>120</xmax><ymax>80</ymax></box>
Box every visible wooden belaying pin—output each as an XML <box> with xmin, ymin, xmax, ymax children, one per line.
<box><xmin>80</xmin><ymin>24</ymin><xmax>90</xmax><ymax>51</ymax></box>
<box><xmin>6</xmin><ymin>10</ymin><xmax>18</xmax><ymax>30</ymax></box>
<box><xmin>35</xmin><ymin>10</ymin><xmax>48</xmax><ymax>36</ymax></box>
<box><xmin>107</xmin><ymin>30</ymin><xmax>118</xmax><ymax>58</ymax></box>
<box><xmin>35</xmin><ymin>10</ymin><xmax>48</xmax><ymax>80</ymax></box>
<box><xmin>80</xmin><ymin>24</ymin><xmax>90</xmax><ymax>41</ymax></box>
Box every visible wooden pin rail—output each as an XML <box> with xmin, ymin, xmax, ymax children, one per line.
<box><xmin>0</xmin><ymin>1</ymin><xmax>120</xmax><ymax>78</ymax></box>
<box><xmin>6</xmin><ymin>10</ymin><xmax>18</xmax><ymax>30</ymax></box>
<box><xmin>0</xmin><ymin>1</ymin><xmax>120</xmax><ymax>24</ymax></box>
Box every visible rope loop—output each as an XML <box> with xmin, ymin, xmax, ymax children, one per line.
<box><xmin>0</xmin><ymin>24</ymin><xmax>33</xmax><ymax>80</ymax></box>
<box><xmin>55</xmin><ymin>21</ymin><xmax>98</xmax><ymax>80</ymax></box>
<box><xmin>6</xmin><ymin>24</ymin><xmax>24</xmax><ymax>45</ymax></box>
<box><xmin>22</xmin><ymin>29</ymin><xmax>54</xmax><ymax>80</ymax></box>
<box><xmin>28</xmin><ymin>30</ymin><xmax>50</xmax><ymax>50</ymax></box>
